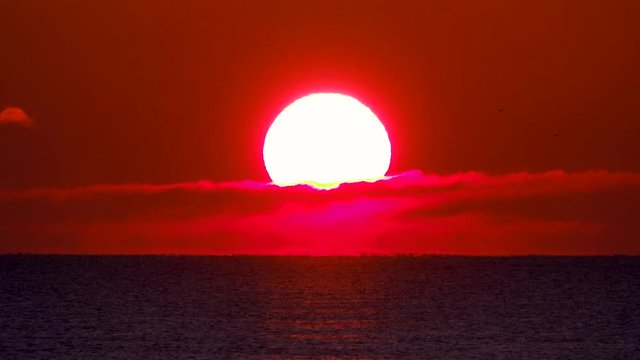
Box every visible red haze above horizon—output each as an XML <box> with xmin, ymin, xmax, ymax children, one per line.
<box><xmin>1</xmin><ymin>171</ymin><xmax>639</xmax><ymax>255</ymax></box>
<box><xmin>1</xmin><ymin>1</ymin><xmax>639</xmax><ymax>255</ymax></box>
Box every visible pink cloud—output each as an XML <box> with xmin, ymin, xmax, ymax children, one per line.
<box><xmin>0</xmin><ymin>106</ymin><xmax>33</xmax><ymax>127</ymax></box>
<box><xmin>1</xmin><ymin>170</ymin><xmax>639</xmax><ymax>255</ymax></box>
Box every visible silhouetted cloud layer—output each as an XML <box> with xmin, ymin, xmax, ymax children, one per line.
<box><xmin>0</xmin><ymin>107</ymin><xmax>33</xmax><ymax>127</ymax></box>
<box><xmin>1</xmin><ymin>170</ymin><xmax>639</xmax><ymax>255</ymax></box>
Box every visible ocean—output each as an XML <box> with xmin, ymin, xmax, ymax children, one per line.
<box><xmin>1</xmin><ymin>255</ymin><xmax>639</xmax><ymax>359</ymax></box>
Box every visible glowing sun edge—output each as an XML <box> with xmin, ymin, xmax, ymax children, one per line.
<box><xmin>263</xmin><ymin>93</ymin><xmax>392</xmax><ymax>190</ymax></box>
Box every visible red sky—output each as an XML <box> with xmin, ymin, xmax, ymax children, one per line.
<box><xmin>1</xmin><ymin>1</ymin><xmax>639</xmax><ymax>254</ymax></box>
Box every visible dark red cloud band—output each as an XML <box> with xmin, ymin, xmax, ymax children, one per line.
<box><xmin>1</xmin><ymin>170</ymin><xmax>639</xmax><ymax>255</ymax></box>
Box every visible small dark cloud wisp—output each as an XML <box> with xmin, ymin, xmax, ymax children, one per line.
<box><xmin>0</xmin><ymin>107</ymin><xmax>33</xmax><ymax>127</ymax></box>
<box><xmin>1</xmin><ymin>170</ymin><xmax>639</xmax><ymax>255</ymax></box>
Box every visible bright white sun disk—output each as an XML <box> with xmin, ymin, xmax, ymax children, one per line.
<box><xmin>263</xmin><ymin>93</ymin><xmax>391</xmax><ymax>189</ymax></box>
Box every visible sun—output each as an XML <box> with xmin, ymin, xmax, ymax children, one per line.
<box><xmin>263</xmin><ymin>93</ymin><xmax>391</xmax><ymax>189</ymax></box>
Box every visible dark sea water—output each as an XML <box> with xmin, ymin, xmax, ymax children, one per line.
<box><xmin>1</xmin><ymin>256</ymin><xmax>639</xmax><ymax>359</ymax></box>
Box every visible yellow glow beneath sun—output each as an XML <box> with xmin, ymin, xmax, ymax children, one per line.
<box><xmin>263</xmin><ymin>93</ymin><xmax>391</xmax><ymax>189</ymax></box>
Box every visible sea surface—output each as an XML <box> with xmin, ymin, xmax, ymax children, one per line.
<box><xmin>1</xmin><ymin>255</ymin><xmax>639</xmax><ymax>359</ymax></box>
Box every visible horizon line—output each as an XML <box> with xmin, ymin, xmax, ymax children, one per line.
<box><xmin>1</xmin><ymin>253</ymin><xmax>638</xmax><ymax>257</ymax></box>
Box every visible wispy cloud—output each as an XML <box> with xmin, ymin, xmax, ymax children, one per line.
<box><xmin>0</xmin><ymin>106</ymin><xmax>33</xmax><ymax>127</ymax></box>
<box><xmin>1</xmin><ymin>170</ymin><xmax>639</xmax><ymax>255</ymax></box>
